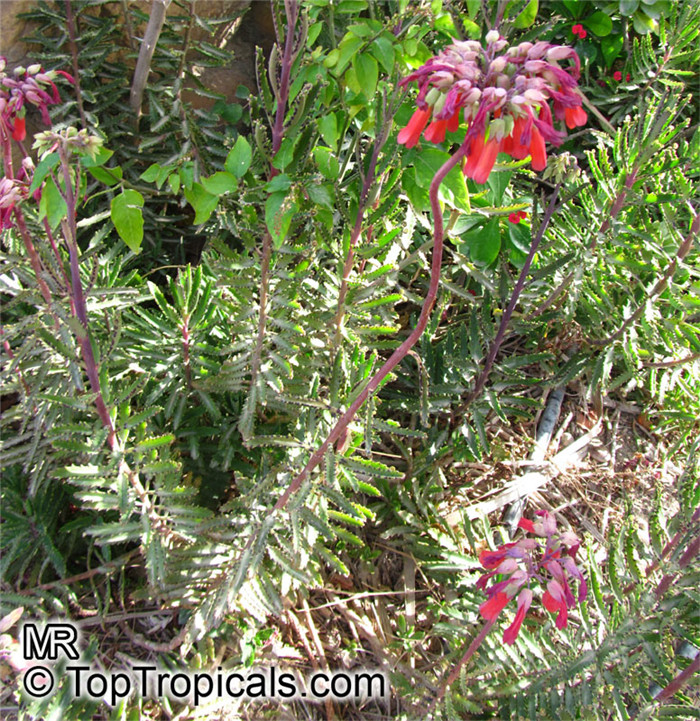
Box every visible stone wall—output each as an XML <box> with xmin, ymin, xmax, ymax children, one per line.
<box><xmin>0</xmin><ymin>0</ymin><xmax>275</xmax><ymax>108</ymax></box>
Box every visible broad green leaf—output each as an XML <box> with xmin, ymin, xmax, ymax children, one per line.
<box><xmin>183</xmin><ymin>183</ymin><xmax>218</xmax><ymax>225</ymax></box>
<box><xmin>336</xmin><ymin>0</ymin><xmax>368</xmax><ymax>13</ymax></box>
<box><xmin>167</xmin><ymin>172</ymin><xmax>180</xmax><ymax>194</ymax></box>
<box><xmin>265</xmin><ymin>191</ymin><xmax>298</xmax><ymax>248</ymax></box>
<box><xmin>371</xmin><ymin>35</ymin><xmax>395</xmax><ymax>74</ymax></box>
<box><xmin>318</xmin><ymin>113</ymin><xmax>338</xmax><ymax>150</ymax></box>
<box><xmin>200</xmin><ymin>171</ymin><xmax>238</xmax><ymax>196</ymax></box>
<box><xmin>487</xmin><ymin>168</ymin><xmax>512</xmax><ymax>206</ymax></box>
<box><xmin>561</xmin><ymin>0</ymin><xmax>582</xmax><ymax>17</ymax></box>
<box><xmin>308</xmin><ymin>183</ymin><xmax>334</xmax><ymax>209</ymax></box>
<box><xmin>461</xmin><ymin>17</ymin><xmax>481</xmax><ymax>38</ymax></box>
<box><xmin>313</xmin><ymin>146</ymin><xmax>340</xmax><ymax>179</ymax></box>
<box><xmin>463</xmin><ymin>218</ymin><xmax>501</xmax><ymax>265</ymax></box>
<box><xmin>265</xmin><ymin>174</ymin><xmax>292</xmax><ymax>193</ymax></box>
<box><xmin>110</xmin><ymin>189</ymin><xmax>144</xmax><ymax>253</ymax></box>
<box><xmin>601</xmin><ymin>34</ymin><xmax>624</xmax><ymax>66</ymax></box>
<box><xmin>513</xmin><ymin>0</ymin><xmax>538</xmax><ymax>28</ymax></box>
<box><xmin>619</xmin><ymin>0</ymin><xmax>639</xmax><ymax>15</ymax></box>
<box><xmin>38</xmin><ymin>177</ymin><xmax>67</xmax><ymax>230</ymax></box>
<box><xmin>353</xmin><ymin>53</ymin><xmax>378</xmax><ymax>97</ymax></box>
<box><xmin>79</xmin><ymin>146</ymin><xmax>113</xmax><ymax>168</ymax></box>
<box><xmin>586</xmin><ymin>10</ymin><xmax>613</xmax><ymax>36</ymax></box>
<box><xmin>632</xmin><ymin>10</ymin><xmax>657</xmax><ymax>33</ymax></box>
<box><xmin>140</xmin><ymin>163</ymin><xmax>162</xmax><ymax>182</ymax></box>
<box><xmin>307</xmin><ymin>20</ymin><xmax>323</xmax><ymax>46</ymax></box>
<box><xmin>225</xmin><ymin>135</ymin><xmax>252</xmax><ymax>178</ymax></box>
<box><xmin>29</xmin><ymin>152</ymin><xmax>59</xmax><ymax>194</ymax></box>
<box><xmin>272</xmin><ymin>136</ymin><xmax>297</xmax><ymax>171</ymax></box>
<box><xmin>409</xmin><ymin>147</ymin><xmax>470</xmax><ymax>212</ymax></box>
<box><xmin>333</xmin><ymin>34</ymin><xmax>364</xmax><ymax>75</ymax></box>
<box><xmin>88</xmin><ymin>165</ymin><xmax>122</xmax><ymax>187</ymax></box>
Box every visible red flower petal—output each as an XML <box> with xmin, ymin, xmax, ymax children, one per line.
<box><xmin>564</xmin><ymin>105</ymin><xmax>587</xmax><ymax>129</ymax></box>
<box><xmin>479</xmin><ymin>548</ymin><xmax>506</xmax><ymax>569</ymax></box>
<box><xmin>578</xmin><ymin>29</ymin><xmax>587</xmax><ymax>39</ymax></box>
<box><xmin>508</xmin><ymin>213</ymin><xmax>520</xmax><ymax>224</ymax></box>
<box><xmin>466</xmin><ymin>137</ymin><xmax>500</xmax><ymax>184</ymax></box>
<box><xmin>529</xmin><ymin>127</ymin><xmax>547</xmax><ymax>171</ymax></box>
<box><xmin>518</xmin><ymin>518</ymin><xmax>535</xmax><ymax>533</ymax></box>
<box><xmin>12</xmin><ymin>116</ymin><xmax>26</xmax><ymax>142</ymax></box>
<box><xmin>447</xmin><ymin>109</ymin><xmax>460</xmax><ymax>133</ymax></box>
<box><xmin>613</xmin><ymin>71</ymin><xmax>622</xmax><ymax>81</ymax></box>
<box><xmin>397</xmin><ymin>107</ymin><xmax>431</xmax><ymax>148</ymax></box>
<box><xmin>423</xmin><ymin>119</ymin><xmax>447</xmax><ymax>144</ymax></box>
<box><xmin>479</xmin><ymin>591</ymin><xmax>510</xmax><ymax>622</ymax></box>
<box><xmin>503</xmin><ymin>588</ymin><xmax>532</xmax><ymax>645</ymax></box>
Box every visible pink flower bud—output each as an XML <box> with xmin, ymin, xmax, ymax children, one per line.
<box><xmin>547</xmin><ymin>46</ymin><xmax>572</xmax><ymax>61</ymax></box>
<box><xmin>485</xmin><ymin>30</ymin><xmax>501</xmax><ymax>45</ymax></box>
<box><xmin>490</xmin><ymin>56</ymin><xmax>507</xmax><ymax>74</ymax></box>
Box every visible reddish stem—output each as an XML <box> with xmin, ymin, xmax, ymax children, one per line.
<box><xmin>273</xmin><ymin>143</ymin><xmax>469</xmax><ymax>511</ymax></box>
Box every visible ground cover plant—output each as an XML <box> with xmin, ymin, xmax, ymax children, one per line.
<box><xmin>1</xmin><ymin>0</ymin><xmax>699</xmax><ymax>719</ymax></box>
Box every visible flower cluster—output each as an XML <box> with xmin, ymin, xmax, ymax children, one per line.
<box><xmin>1</xmin><ymin>57</ymin><xmax>72</xmax><ymax>144</ymax></box>
<box><xmin>477</xmin><ymin>510</ymin><xmax>587</xmax><ymax>645</ymax></box>
<box><xmin>571</xmin><ymin>24</ymin><xmax>587</xmax><ymax>40</ymax></box>
<box><xmin>508</xmin><ymin>210</ymin><xmax>528</xmax><ymax>224</ymax></box>
<box><xmin>397</xmin><ymin>32</ymin><xmax>587</xmax><ymax>184</ymax></box>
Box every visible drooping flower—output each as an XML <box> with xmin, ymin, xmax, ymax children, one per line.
<box><xmin>0</xmin><ymin>176</ymin><xmax>28</xmax><ymax>229</ymax></box>
<box><xmin>477</xmin><ymin>510</ymin><xmax>586</xmax><ymax>644</ymax></box>
<box><xmin>397</xmin><ymin>34</ymin><xmax>587</xmax><ymax>183</ymax></box>
<box><xmin>1</xmin><ymin>57</ymin><xmax>73</xmax><ymax>146</ymax></box>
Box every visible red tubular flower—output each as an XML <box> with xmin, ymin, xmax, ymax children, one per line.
<box><xmin>466</xmin><ymin>136</ymin><xmax>500</xmax><ymax>184</ymax></box>
<box><xmin>397</xmin><ymin>107</ymin><xmax>431</xmax><ymax>148</ymax></box>
<box><xmin>11</xmin><ymin>115</ymin><xmax>26</xmax><ymax>141</ymax></box>
<box><xmin>543</xmin><ymin>580</ymin><xmax>569</xmax><ymax>629</ymax></box>
<box><xmin>564</xmin><ymin>105</ymin><xmax>588</xmax><ymax>129</ymax></box>
<box><xmin>479</xmin><ymin>591</ymin><xmax>511</xmax><ymax>622</ymax></box>
<box><xmin>529</xmin><ymin>126</ymin><xmax>547</xmax><ymax>171</ymax></box>
<box><xmin>503</xmin><ymin>588</ymin><xmax>533</xmax><ymax>645</ymax></box>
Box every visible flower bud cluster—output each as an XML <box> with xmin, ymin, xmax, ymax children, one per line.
<box><xmin>397</xmin><ymin>34</ymin><xmax>588</xmax><ymax>184</ymax></box>
<box><xmin>477</xmin><ymin>510</ymin><xmax>587</xmax><ymax>645</ymax></box>
<box><xmin>1</xmin><ymin>56</ymin><xmax>73</xmax><ymax>143</ymax></box>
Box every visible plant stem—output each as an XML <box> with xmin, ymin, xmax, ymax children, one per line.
<box><xmin>430</xmin><ymin>619</ymin><xmax>495</xmax><ymax>711</ymax></box>
<box><xmin>457</xmin><ymin>184</ymin><xmax>562</xmax><ymax>414</ymax></box>
<box><xmin>247</xmin><ymin>0</ymin><xmax>299</xmax><ymax>435</ymax></box>
<box><xmin>58</xmin><ymin>147</ymin><xmax>116</xmax><ymax>446</ymax></box>
<box><xmin>273</xmin><ymin>144</ymin><xmax>469</xmax><ymax>511</ymax></box>
<box><xmin>333</xmin><ymin>100</ymin><xmax>393</xmax><ymax>350</ymax></box>
<box><xmin>64</xmin><ymin>0</ymin><xmax>88</xmax><ymax>130</ymax></box>
<box><xmin>11</xmin><ymin>207</ymin><xmax>55</xmax><ymax>311</ymax></box>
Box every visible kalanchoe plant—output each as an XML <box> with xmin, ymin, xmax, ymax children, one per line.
<box><xmin>397</xmin><ymin>31</ymin><xmax>588</xmax><ymax>183</ymax></box>
<box><xmin>478</xmin><ymin>510</ymin><xmax>587</xmax><ymax>644</ymax></box>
